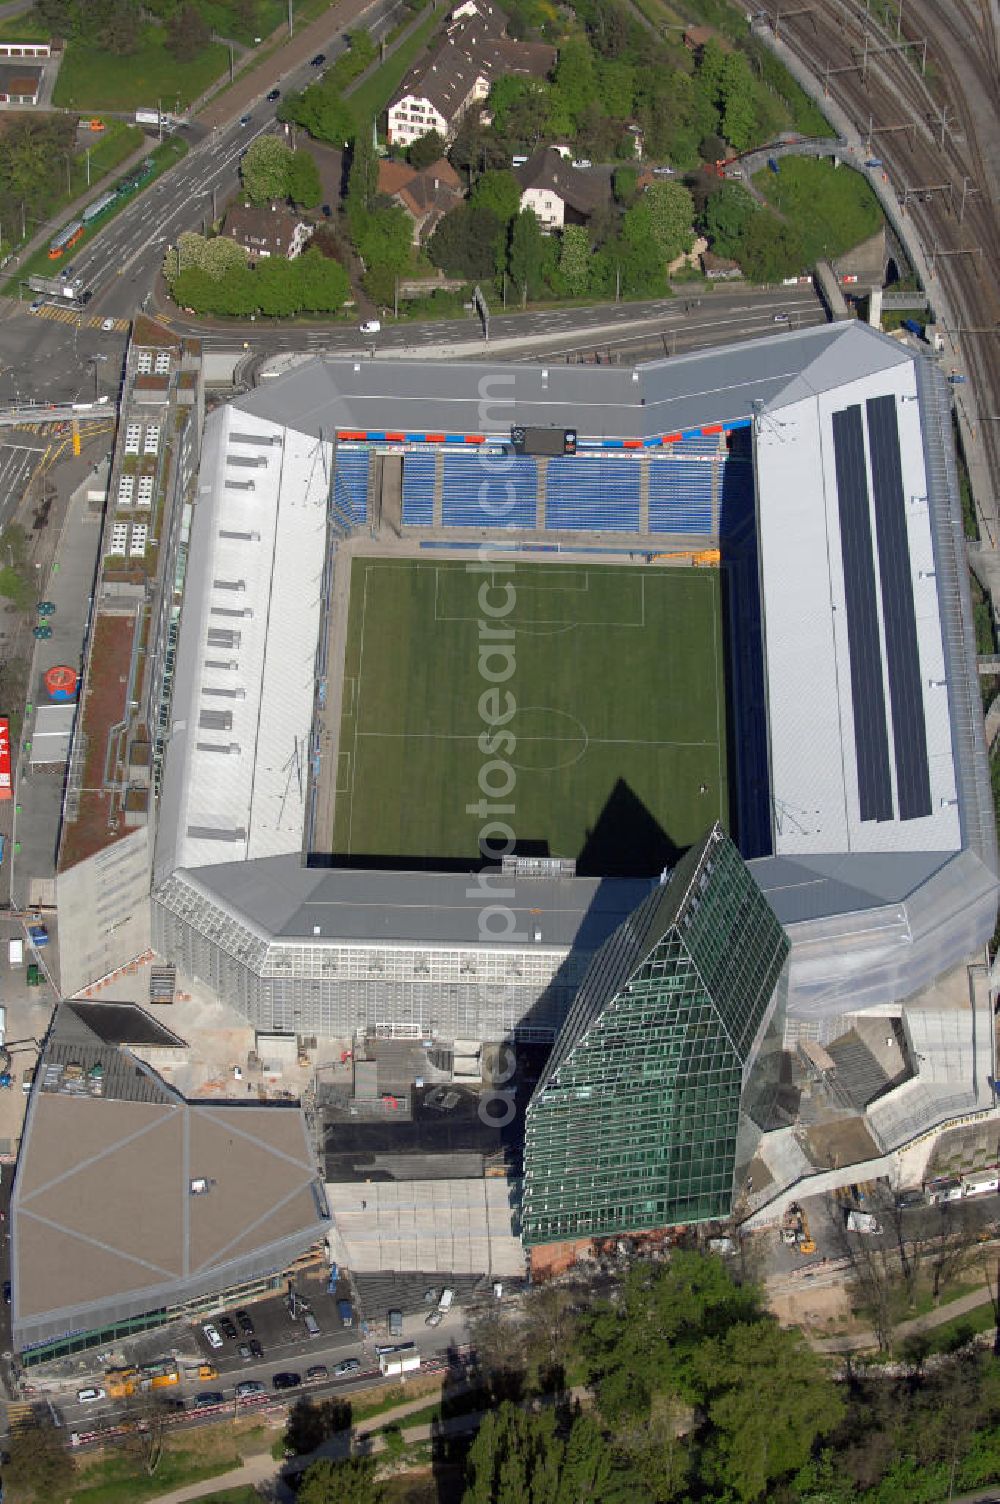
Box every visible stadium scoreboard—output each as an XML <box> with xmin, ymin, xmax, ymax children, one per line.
<box><xmin>511</xmin><ymin>425</ymin><xmax>577</xmax><ymax>456</ymax></box>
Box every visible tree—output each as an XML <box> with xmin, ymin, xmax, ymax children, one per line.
<box><xmin>428</xmin><ymin>203</ymin><xmax>502</xmax><ymax>280</ymax></box>
<box><xmin>508</xmin><ymin>208</ymin><xmax>547</xmax><ymax>299</ymax></box>
<box><xmin>612</xmin><ymin>165</ymin><xmax>638</xmax><ymax>204</ymax></box>
<box><xmin>346</xmin><ymin>128</ymin><xmax>379</xmax><ymax>231</ymax></box>
<box><xmin>120</xmin><ymin>1392</ymin><xmax>175</xmax><ymax>1477</ymax></box>
<box><xmin>355</xmin><ymin>203</ymin><xmax>412</xmax><ymax>275</ymax></box>
<box><xmin>739</xmin><ymin>208</ymin><xmax>806</xmax><ymax>281</ymax></box>
<box><xmin>296</xmin><ymin>246</ymin><xmax>351</xmax><ymax>311</ymax></box>
<box><xmin>408</xmin><ymin>128</ymin><xmax>446</xmax><ymax>170</ymax></box>
<box><xmin>288</xmin><ymin>149</ymin><xmax>322</xmax><ymax>208</ymax></box>
<box><xmin>719</xmin><ymin>52</ymin><xmax>756</xmax><ymax>153</ymax></box>
<box><xmin>470</xmin><ymin>169</ymin><xmax>522</xmax><ymax>226</ymax></box>
<box><xmin>253</xmin><ymin>256</ymin><xmax>302</xmax><ymax>317</ymax></box>
<box><xmin>702</xmin><ymin>182</ymin><xmax>756</xmax><ymax>256</ymax></box>
<box><xmin>552</xmin><ymin>35</ymin><xmax>597</xmax><ymax>127</ymax></box>
<box><xmin>240</xmin><ymin>135</ymin><xmax>293</xmax><ymax>204</ymax></box>
<box><xmin>625</xmin><ymin>179</ymin><xmax>694</xmax><ymax>263</ymax></box>
<box><xmin>294</xmin><ymin>82</ymin><xmax>356</xmax><ymax>146</ymax></box>
<box><xmin>166</xmin><ymin>1</ymin><xmax>210</xmax><ymax>62</ymax></box>
<box><xmin>200</xmin><ymin>236</ymin><xmax>249</xmax><ymax>279</ymax></box>
<box><xmin>3</xmin><ymin>1419</ymin><xmax>73</xmax><ymax>1500</ymax></box>
<box><xmin>558</xmin><ymin>224</ymin><xmax>591</xmax><ymax>295</ymax></box>
<box><xmin>694</xmin><ymin>1320</ymin><xmax>844</xmax><ymax>1503</ymax></box>
<box><xmin>298</xmin><ymin>1457</ymin><xmax>383</xmax><ymax>1504</ymax></box>
<box><xmin>463</xmin><ymin>1403</ymin><xmax>637</xmax><ymax>1504</ymax></box>
<box><xmin>96</xmin><ymin>0</ymin><xmax>141</xmax><ymax>55</ymax></box>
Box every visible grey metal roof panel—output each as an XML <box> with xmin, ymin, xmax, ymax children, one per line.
<box><xmin>183</xmin><ymin>855</ymin><xmax>653</xmax><ymax>949</ymax></box>
<box><xmin>749</xmin><ymin>850</ymin><xmax>953</xmax><ymax>922</ymax></box>
<box><xmin>233</xmin><ymin>324</ymin><xmax>913</xmax><ymax>443</ymax></box>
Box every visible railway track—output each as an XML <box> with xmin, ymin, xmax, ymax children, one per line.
<box><xmin>761</xmin><ymin>1</ymin><xmax>1000</xmax><ymax>540</ymax></box>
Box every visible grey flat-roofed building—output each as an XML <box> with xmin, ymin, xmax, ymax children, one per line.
<box><xmin>11</xmin><ymin>1003</ymin><xmax>328</xmax><ymax>1358</ymax></box>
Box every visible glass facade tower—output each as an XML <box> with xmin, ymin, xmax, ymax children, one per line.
<box><xmin>521</xmin><ymin>824</ymin><xmax>789</xmax><ymax>1245</ymax></box>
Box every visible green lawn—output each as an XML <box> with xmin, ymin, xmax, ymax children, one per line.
<box><xmin>70</xmin><ymin>1446</ymin><xmax>240</xmax><ymax>1504</ymax></box>
<box><xmin>751</xmin><ymin>156</ymin><xmax>883</xmax><ymax>264</ymax></box>
<box><xmin>179</xmin><ymin>1489</ymin><xmax>260</xmax><ymax>1504</ymax></box>
<box><xmin>53</xmin><ymin>28</ymin><xmax>229</xmax><ymax>112</ymax></box>
<box><xmin>332</xmin><ymin>557</ymin><xmax>728</xmax><ymax>870</ymax></box>
<box><xmin>347</xmin><ymin>8</ymin><xmax>444</xmax><ymax>127</ymax></box>
<box><xmin>0</xmin><ymin>12</ymin><xmax>50</xmax><ymax>40</ymax></box>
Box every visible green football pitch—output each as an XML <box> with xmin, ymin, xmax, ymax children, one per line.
<box><xmin>331</xmin><ymin>557</ymin><xmax>729</xmax><ymax>872</ymax></box>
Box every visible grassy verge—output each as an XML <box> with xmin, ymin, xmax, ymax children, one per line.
<box><xmin>347</xmin><ymin>8</ymin><xmax>443</xmax><ymax>128</ymax></box>
<box><xmin>4</xmin><ymin>136</ymin><xmax>188</xmax><ymax>295</ymax></box>
<box><xmin>918</xmin><ymin>1298</ymin><xmax>997</xmax><ymax>1357</ymax></box>
<box><xmin>0</xmin><ymin>12</ymin><xmax>50</xmax><ymax>40</ymax></box>
<box><xmin>751</xmin><ymin>156</ymin><xmax>883</xmax><ymax>264</ymax></box>
<box><xmin>53</xmin><ymin>29</ymin><xmax>229</xmax><ymax>112</ymax></box>
<box><xmin>70</xmin><ymin>1439</ymin><xmax>242</xmax><ymax>1504</ymax></box>
<box><xmin>189</xmin><ymin>1488</ymin><xmax>261</xmax><ymax>1504</ymax></box>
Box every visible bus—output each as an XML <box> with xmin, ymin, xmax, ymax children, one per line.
<box><xmin>48</xmin><ymin>220</ymin><xmax>84</xmax><ymax>259</ymax></box>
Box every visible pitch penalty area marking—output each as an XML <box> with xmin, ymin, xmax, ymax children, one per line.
<box><xmin>432</xmin><ymin>566</ymin><xmax>646</xmax><ymax>629</ymax></box>
<box><xmin>335</xmin><ymin>752</ymin><xmax>351</xmax><ymax>794</ymax></box>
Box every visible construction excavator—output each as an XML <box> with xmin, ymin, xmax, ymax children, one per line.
<box><xmin>648</xmin><ymin>549</ymin><xmax>721</xmax><ymax>567</ymax></box>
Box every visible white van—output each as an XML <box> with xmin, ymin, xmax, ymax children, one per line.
<box><xmin>360</xmin><ymin>319</ymin><xmax>381</xmax><ymax>335</ymax></box>
<box><xmin>437</xmin><ymin>1287</ymin><xmax>454</xmax><ymax>1313</ymax></box>
<box><xmin>8</xmin><ymin>938</ymin><xmax>23</xmax><ymax>966</ymax></box>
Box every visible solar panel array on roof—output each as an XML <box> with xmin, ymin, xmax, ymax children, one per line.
<box><xmin>832</xmin><ymin>405</ymin><xmax>893</xmax><ymax>822</ymax></box>
<box><xmin>866</xmin><ymin>394</ymin><xmax>932</xmax><ymax>820</ymax></box>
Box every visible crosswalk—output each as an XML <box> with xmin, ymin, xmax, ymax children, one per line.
<box><xmin>29</xmin><ymin>304</ymin><xmax>129</xmax><ymax>331</ymax></box>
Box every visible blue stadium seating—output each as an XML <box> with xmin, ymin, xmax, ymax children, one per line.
<box><xmin>401</xmin><ymin>453</ymin><xmax>436</xmax><ymax>526</ymax></box>
<box><xmin>333</xmin><ymin>448</ymin><xmax>370</xmax><ymax>525</ymax></box>
<box><xmin>546</xmin><ymin>457</ymin><xmax>641</xmax><ymax>531</ymax></box>
<box><xmin>647</xmin><ymin>460</ymin><xmax>714</xmax><ymax>533</ymax></box>
<box><xmin>440</xmin><ymin>453</ymin><xmax>537</xmax><ymax>528</ymax></box>
<box><xmin>666</xmin><ymin>433</ymin><xmax>723</xmax><ymax>457</ymax></box>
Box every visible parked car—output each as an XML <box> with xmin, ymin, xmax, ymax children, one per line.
<box><xmin>219</xmin><ymin>1316</ymin><xmax>238</xmax><ymax>1340</ymax></box>
<box><xmin>425</xmin><ymin>1309</ymin><xmax>443</xmax><ymax>1327</ymax></box>
<box><xmin>237</xmin><ymin>1343</ymin><xmax>252</xmax><ymax>1362</ymax></box>
<box><xmin>2</xmin><ymin>1281</ymin><xmax>10</xmax><ymax>1305</ymax></box>
<box><xmin>306</xmin><ymin>1364</ymin><xmax>329</xmax><ymax>1382</ymax></box>
<box><xmin>239</xmin><ymin>114</ymin><xmax>252</xmax><ymax>126</ymax></box>
<box><xmin>202</xmin><ymin>1322</ymin><xmax>224</xmax><ymax>1349</ymax></box>
<box><xmin>266</xmin><ymin>88</ymin><xmax>280</xmax><ymax>102</ymax></box>
<box><xmin>194</xmin><ymin>1392</ymin><xmax>225</xmax><ymax>1408</ymax></box>
<box><xmin>236</xmin><ymin>1379</ymin><xmax>265</xmax><ymax>1398</ymax></box>
<box><xmin>321</xmin><ymin>203</ymin><xmax>332</xmax><ymax>217</ymax></box>
<box><xmin>423</xmin><ymin>1287</ymin><xmax>439</xmax><ymax>1305</ymax></box>
<box><xmin>388</xmin><ymin>1308</ymin><xmax>403</xmax><ymax>1337</ymax></box>
<box><xmin>272</xmin><ymin>1371</ymin><xmax>301</xmax><ymax>1391</ymax></box>
<box><xmin>36</xmin><ymin>601</ymin><xmax>55</xmax><ymax>615</ymax></box>
<box><xmin>28</xmin><ymin>299</ymin><xmax>43</xmax><ymax>314</ymax></box>
<box><xmin>248</xmin><ymin>1338</ymin><xmax>264</xmax><ymax>1360</ymax></box>
<box><xmin>310</xmin><ymin>52</ymin><xmax>326</xmax><ymax>65</ymax></box>
<box><xmin>77</xmin><ymin>1388</ymin><xmax>105</xmax><ymax>1404</ymax></box>
<box><xmin>32</xmin><ymin>625</ymin><xmax>52</xmax><ymax>639</ymax></box>
<box><xmin>333</xmin><ymin>1358</ymin><xmax>362</xmax><ymax>1377</ymax></box>
<box><xmin>236</xmin><ymin>1310</ymin><xmax>255</xmax><ymax>1336</ymax></box>
<box><xmin>571</xmin><ymin>157</ymin><xmax>592</xmax><ymax>168</ymax></box>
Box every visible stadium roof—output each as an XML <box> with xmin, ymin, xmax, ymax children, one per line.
<box><xmin>234</xmin><ymin>322</ymin><xmax>909</xmax><ymax>442</ymax></box>
<box><xmin>166</xmin><ymin>857</ymin><xmax>654</xmax><ymax>950</ymax></box>
<box><xmin>12</xmin><ymin>1003</ymin><xmax>328</xmax><ymax>1352</ymax></box>
<box><xmin>154</xmin><ymin>404</ymin><xmax>328</xmax><ymax>883</ymax></box>
<box><xmin>756</xmin><ymin>351</ymin><xmax>959</xmax><ymax>857</ymax></box>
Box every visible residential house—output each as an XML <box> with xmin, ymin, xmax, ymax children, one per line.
<box><xmin>387</xmin><ymin>0</ymin><xmax>555</xmax><ymax>148</ymax></box>
<box><xmin>514</xmin><ymin>147</ymin><xmax>609</xmax><ymax>232</ymax></box>
<box><xmin>378</xmin><ymin>157</ymin><xmax>464</xmax><ymax>245</ymax></box>
<box><xmin>223</xmin><ymin>203</ymin><xmax>312</xmax><ymax>265</ymax></box>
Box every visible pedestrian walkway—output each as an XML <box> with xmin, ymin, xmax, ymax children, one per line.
<box><xmin>814</xmin><ymin>1281</ymin><xmax>996</xmax><ymax>1354</ymax></box>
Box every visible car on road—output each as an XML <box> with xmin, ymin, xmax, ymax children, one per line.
<box><xmin>100</xmin><ymin>318</ymin><xmax>116</xmax><ymax>332</ymax></box>
<box><xmin>425</xmin><ymin>1309</ymin><xmax>443</xmax><ymax>1327</ymax></box>
<box><xmin>33</xmin><ymin>625</ymin><xmax>52</xmax><ymax>639</ymax></box>
<box><xmin>772</xmin><ymin>313</ymin><xmax>790</xmax><ymax>324</ymax></box>
<box><xmin>360</xmin><ymin>319</ymin><xmax>381</xmax><ymax>335</ymax></box>
<box><xmin>571</xmin><ymin>158</ymin><xmax>592</xmax><ymax>168</ymax></box>
<box><xmin>333</xmin><ymin>1358</ymin><xmax>362</xmax><ymax>1377</ymax></box>
<box><xmin>236</xmin><ymin>1309</ymin><xmax>255</xmax><ymax>1335</ymax></box>
<box><xmin>305</xmin><ymin>1364</ymin><xmax>329</xmax><ymax>1382</ymax></box>
<box><xmin>388</xmin><ymin>1308</ymin><xmax>403</xmax><ymax>1337</ymax></box>
<box><xmin>272</xmin><ymin>1371</ymin><xmax>301</xmax><ymax>1391</ymax></box>
<box><xmin>77</xmin><ymin>1388</ymin><xmax>105</xmax><ymax>1404</ymax></box>
<box><xmin>321</xmin><ymin>203</ymin><xmax>332</xmax><ymax>217</ymax></box>
<box><xmin>219</xmin><ymin>1316</ymin><xmax>239</xmax><ymax>1340</ymax></box>
<box><xmin>194</xmin><ymin>1392</ymin><xmax>225</xmax><ymax>1408</ymax></box>
<box><xmin>248</xmin><ymin>1338</ymin><xmax>264</xmax><ymax>1360</ymax></box>
<box><xmin>237</xmin><ymin>1343</ymin><xmax>253</xmax><ymax>1361</ymax></box>
<box><xmin>36</xmin><ymin>601</ymin><xmax>55</xmax><ymax>615</ymax></box>
<box><xmin>239</xmin><ymin>114</ymin><xmax>252</xmax><ymax>126</ymax></box>
<box><xmin>310</xmin><ymin>52</ymin><xmax>326</xmax><ymax>65</ymax></box>
<box><xmin>202</xmin><ymin>1323</ymin><xmax>224</xmax><ymax>1350</ymax></box>
<box><xmin>266</xmin><ymin>88</ymin><xmax>280</xmax><ymax>102</ymax></box>
<box><xmin>2</xmin><ymin>1282</ymin><xmax>10</xmax><ymax>1305</ymax></box>
<box><xmin>28</xmin><ymin>299</ymin><xmax>43</xmax><ymax>314</ymax></box>
<box><xmin>235</xmin><ymin>1380</ymin><xmax>265</xmax><ymax>1398</ymax></box>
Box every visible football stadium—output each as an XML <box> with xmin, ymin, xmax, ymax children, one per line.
<box><xmin>151</xmin><ymin>320</ymin><xmax>998</xmax><ymax>1238</ymax></box>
